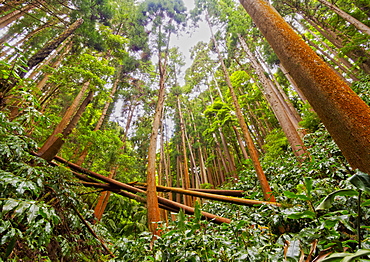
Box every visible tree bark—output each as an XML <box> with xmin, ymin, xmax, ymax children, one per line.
<box><xmin>146</xmin><ymin>60</ymin><xmax>166</xmax><ymax>236</ymax></box>
<box><xmin>37</xmin><ymin>81</ymin><xmax>90</xmax><ymax>157</ymax></box>
<box><xmin>20</xmin><ymin>18</ymin><xmax>83</xmax><ymax>77</ymax></box>
<box><xmin>0</xmin><ymin>3</ymin><xmax>35</xmax><ymax>28</ymax></box>
<box><xmin>239</xmin><ymin>0</ymin><xmax>370</xmax><ymax>174</ymax></box>
<box><xmin>38</xmin><ymin>90</ymin><xmax>94</xmax><ymax>161</ymax></box>
<box><xmin>207</xmin><ymin>13</ymin><xmax>275</xmax><ymax>201</ymax></box>
<box><xmin>177</xmin><ymin>96</ymin><xmax>193</xmax><ymax>206</ymax></box>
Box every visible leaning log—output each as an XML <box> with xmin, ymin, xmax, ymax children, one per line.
<box><xmin>134</xmin><ymin>183</ymin><xmax>281</xmax><ymax>207</ymax></box>
<box><xmin>80</xmin><ymin>181</ymin><xmax>230</xmax><ymax>224</ymax></box>
<box><xmin>53</xmin><ymin>156</ymin><xmax>280</xmax><ymax>207</ymax></box>
<box><xmin>132</xmin><ymin>183</ymin><xmax>245</xmax><ymax>197</ymax></box>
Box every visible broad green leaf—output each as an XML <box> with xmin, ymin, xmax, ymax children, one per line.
<box><xmin>3</xmin><ymin>199</ymin><xmax>19</xmax><ymax>212</ymax></box>
<box><xmin>343</xmin><ymin>250</ymin><xmax>370</xmax><ymax>262</ymax></box>
<box><xmin>304</xmin><ymin>177</ymin><xmax>313</xmax><ymax>198</ymax></box>
<box><xmin>361</xmin><ymin>199</ymin><xmax>370</xmax><ymax>206</ymax></box>
<box><xmin>316</xmin><ymin>189</ymin><xmax>358</xmax><ymax>210</ymax></box>
<box><xmin>349</xmin><ymin>171</ymin><xmax>370</xmax><ymax>192</ymax></box>
<box><xmin>284</xmin><ymin>191</ymin><xmax>310</xmax><ymax>200</ymax></box>
<box><xmin>285</xmin><ymin>239</ymin><xmax>301</xmax><ymax>259</ymax></box>
<box><xmin>321</xmin><ymin>253</ymin><xmax>351</xmax><ymax>262</ymax></box>
<box><xmin>287</xmin><ymin>210</ymin><xmax>316</xmax><ymax>219</ymax></box>
<box><xmin>321</xmin><ymin>250</ymin><xmax>370</xmax><ymax>262</ymax></box>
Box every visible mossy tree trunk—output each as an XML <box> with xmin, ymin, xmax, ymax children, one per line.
<box><xmin>239</xmin><ymin>0</ymin><xmax>370</xmax><ymax>174</ymax></box>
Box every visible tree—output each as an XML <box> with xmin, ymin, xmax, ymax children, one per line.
<box><xmin>139</xmin><ymin>0</ymin><xmax>187</xmax><ymax>236</ymax></box>
<box><xmin>316</xmin><ymin>0</ymin><xmax>370</xmax><ymax>36</ymax></box>
<box><xmin>238</xmin><ymin>0</ymin><xmax>370</xmax><ymax>174</ymax></box>
<box><xmin>202</xmin><ymin>8</ymin><xmax>275</xmax><ymax>201</ymax></box>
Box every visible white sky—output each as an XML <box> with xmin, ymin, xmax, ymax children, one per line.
<box><xmin>170</xmin><ymin>0</ymin><xmax>211</xmax><ymax>82</ymax></box>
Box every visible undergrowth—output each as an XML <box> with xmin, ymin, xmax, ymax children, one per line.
<box><xmin>2</xmin><ymin>112</ymin><xmax>370</xmax><ymax>261</ymax></box>
<box><xmin>0</xmin><ymin>112</ymin><xmax>110</xmax><ymax>261</ymax></box>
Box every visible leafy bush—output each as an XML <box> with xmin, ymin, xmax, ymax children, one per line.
<box><xmin>299</xmin><ymin>102</ymin><xmax>321</xmax><ymax>132</ymax></box>
<box><xmin>0</xmin><ymin>113</ymin><xmax>110</xmax><ymax>261</ymax></box>
<box><xmin>262</xmin><ymin>128</ymin><xmax>288</xmax><ymax>162</ymax></box>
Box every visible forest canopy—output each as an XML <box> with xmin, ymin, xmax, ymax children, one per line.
<box><xmin>1</xmin><ymin>0</ymin><xmax>370</xmax><ymax>261</ymax></box>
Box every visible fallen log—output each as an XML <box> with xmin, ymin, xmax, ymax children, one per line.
<box><xmin>53</xmin><ymin>156</ymin><xmax>279</xmax><ymax>208</ymax></box>
<box><xmin>80</xmin><ymin>181</ymin><xmax>230</xmax><ymax>224</ymax></box>
<box><xmin>188</xmin><ymin>188</ymin><xmax>245</xmax><ymax>197</ymax></box>
<box><xmin>132</xmin><ymin>184</ymin><xmax>245</xmax><ymax>197</ymax></box>
<box><xmin>53</xmin><ymin>155</ymin><xmax>140</xmax><ymax>194</ymax></box>
<box><xmin>40</xmin><ymin>154</ymin><xmax>231</xmax><ymax>224</ymax></box>
<box><xmin>134</xmin><ymin>183</ymin><xmax>281</xmax><ymax>207</ymax></box>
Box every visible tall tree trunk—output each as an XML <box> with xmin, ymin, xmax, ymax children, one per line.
<box><xmin>239</xmin><ymin>0</ymin><xmax>370</xmax><ymax>174</ymax></box>
<box><xmin>232</xmin><ymin>125</ymin><xmax>249</xmax><ymax>161</ymax></box>
<box><xmin>146</xmin><ymin>59</ymin><xmax>167</xmax><ymax>236</ymax></box>
<box><xmin>316</xmin><ymin>0</ymin><xmax>370</xmax><ymax>36</ymax></box>
<box><xmin>0</xmin><ymin>3</ymin><xmax>35</xmax><ymax>28</ymax></box>
<box><xmin>0</xmin><ymin>0</ymin><xmax>28</xmax><ymax>15</ymax></box>
<box><xmin>37</xmin><ymin>81</ymin><xmax>90</xmax><ymax>157</ymax></box>
<box><xmin>20</xmin><ymin>18</ymin><xmax>83</xmax><ymax>77</ymax></box>
<box><xmin>207</xmin><ymin>13</ymin><xmax>275</xmax><ymax>201</ymax></box>
<box><xmin>238</xmin><ymin>34</ymin><xmax>307</xmax><ymax>161</ymax></box>
<box><xmin>177</xmin><ymin>96</ymin><xmax>193</xmax><ymax>206</ymax></box>
<box><xmin>38</xmin><ymin>90</ymin><xmax>94</xmax><ymax>161</ymax></box>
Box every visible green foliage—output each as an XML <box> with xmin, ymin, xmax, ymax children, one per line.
<box><xmin>299</xmin><ymin>102</ymin><xmax>321</xmax><ymax>132</ymax></box>
<box><xmin>102</xmin><ymin>195</ymin><xmax>147</xmax><ymax>239</ymax></box>
<box><xmin>0</xmin><ymin>114</ymin><xmax>108</xmax><ymax>261</ymax></box>
<box><xmin>352</xmin><ymin>74</ymin><xmax>370</xmax><ymax>106</ymax></box>
<box><xmin>262</xmin><ymin>129</ymin><xmax>288</xmax><ymax>161</ymax></box>
<box><xmin>321</xmin><ymin>249</ymin><xmax>370</xmax><ymax>262</ymax></box>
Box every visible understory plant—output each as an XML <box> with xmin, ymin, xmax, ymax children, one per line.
<box><xmin>0</xmin><ymin>112</ymin><xmax>110</xmax><ymax>261</ymax></box>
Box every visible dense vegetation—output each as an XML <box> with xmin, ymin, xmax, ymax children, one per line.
<box><xmin>1</xmin><ymin>0</ymin><xmax>370</xmax><ymax>261</ymax></box>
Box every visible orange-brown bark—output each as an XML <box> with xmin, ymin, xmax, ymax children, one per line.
<box><xmin>239</xmin><ymin>0</ymin><xmax>370</xmax><ymax>174</ymax></box>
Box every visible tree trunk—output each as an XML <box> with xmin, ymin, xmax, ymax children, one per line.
<box><xmin>239</xmin><ymin>0</ymin><xmax>370</xmax><ymax>174</ymax></box>
<box><xmin>21</xmin><ymin>18</ymin><xmax>83</xmax><ymax>77</ymax></box>
<box><xmin>38</xmin><ymin>90</ymin><xmax>94</xmax><ymax>161</ymax></box>
<box><xmin>37</xmin><ymin>81</ymin><xmax>90</xmax><ymax>157</ymax></box>
<box><xmin>238</xmin><ymin>34</ymin><xmax>307</xmax><ymax>161</ymax></box>
<box><xmin>316</xmin><ymin>0</ymin><xmax>370</xmax><ymax>36</ymax></box>
<box><xmin>177</xmin><ymin>96</ymin><xmax>193</xmax><ymax>206</ymax></box>
<box><xmin>0</xmin><ymin>3</ymin><xmax>35</xmax><ymax>28</ymax></box>
<box><xmin>207</xmin><ymin>13</ymin><xmax>275</xmax><ymax>201</ymax></box>
<box><xmin>146</xmin><ymin>59</ymin><xmax>166</xmax><ymax>236</ymax></box>
<box><xmin>232</xmin><ymin>125</ymin><xmax>249</xmax><ymax>160</ymax></box>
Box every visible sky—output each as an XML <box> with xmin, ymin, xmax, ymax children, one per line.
<box><xmin>170</xmin><ymin>0</ymin><xmax>211</xmax><ymax>82</ymax></box>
